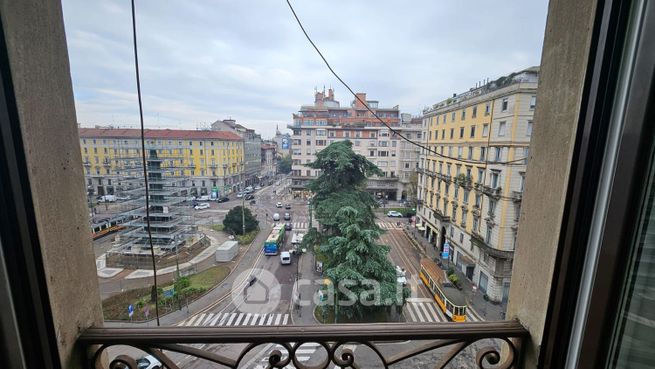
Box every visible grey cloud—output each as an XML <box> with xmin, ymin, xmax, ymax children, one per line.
<box><xmin>63</xmin><ymin>0</ymin><xmax>547</xmax><ymax>139</ymax></box>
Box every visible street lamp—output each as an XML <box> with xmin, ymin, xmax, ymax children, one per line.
<box><xmin>241</xmin><ymin>163</ymin><xmax>246</xmax><ymax>236</ymax></box>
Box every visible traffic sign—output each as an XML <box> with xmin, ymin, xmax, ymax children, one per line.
<box><xmin>442</xmin><ymin>241</ymin><xmax>450</xmax><ymax>259</ymax></box>
<box><xmin>128</xmin><ymin>304</ymin><xmax>134</xmax><ymax>318</ymax></box>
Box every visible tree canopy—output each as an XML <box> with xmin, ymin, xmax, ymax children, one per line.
<box><xmin>305</xmin><ymin>140</ymin><xmax>405</xmax><ymax>318</ymax></box>
<box><xmin>223</xmin><ymin>206</ymin><xmax>258</xmax><ymax>235</ymax></box>
<box><xmin>277</xmin><ymin>155</ymin><xmax>292</xmax><ymax>174</ymax></box>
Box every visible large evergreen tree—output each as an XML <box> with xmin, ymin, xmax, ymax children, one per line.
<box><xmin>304</xmin><ymin>141</ymin><xmax>404</xmax><ymax>318</ymax></box>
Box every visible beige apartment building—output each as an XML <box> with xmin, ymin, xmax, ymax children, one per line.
<box><xmin>290</xmin><ymin>89</ymin><xmax>421</xmax><ymax>201</ymax></box>
<box><xmin>416</xmin><ymin>67</ymin><xmax>538</xmax><ymax>302</ymax></box>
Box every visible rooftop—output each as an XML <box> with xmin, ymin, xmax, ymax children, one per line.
<box><xmin>78</xmin><ymin>127</ymin><xmax>243</xmax><ymax>141</ymax></box>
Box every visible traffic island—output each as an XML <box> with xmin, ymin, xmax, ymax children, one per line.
<box><xmin>313</xmin><ymin>305</ymin><xmax>403</xmax><ymax>324</ymax></box>
<box><xmin>102</xmin><ymin>265</ymin><xmax>230</xmax><ymax>321</ymax></box>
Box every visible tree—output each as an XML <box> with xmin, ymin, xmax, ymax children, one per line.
<box><xmin>223</xmin><ymin>206</ymin><xmax>258</xmax><ymax>235</ymax></box>
<box><xmin>307</xmin><ymin>141</ymin><xmax>382</xmax><ymax>236</ymax></box>
<box><xmin>305</xmin><ymin>141</ymin><xmax>404</xmax><ymax>318</ymax></box>
<box><xmin>278</xmin><ymin>155</ymin><xmax>292</xmax><ymax>174</ymax></box>
<box><xmin>320</xmin><ymin>207</ymin><xmax>401</xmax><ymax>318</ymax></box>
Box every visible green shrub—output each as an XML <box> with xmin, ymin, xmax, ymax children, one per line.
<box><xmin>447</xmin><ymin>267</ymin><xmax>455</xmax><ymax>276</ymax></box>
<box><xmin>448</xmin><ymin>274</ymin><xmax>459</xmax><ymax>285</ymax></box>
<box><xmin>211</xmin><ymin>224</ymin><xmax>225</xmax><ymax>232</ymax></box>
<box><xmin>175</xmin><ymin>276</ymin><xmax>190</xmax><ymax>290</ymax></box>
<box><xmin>236</xmin><ymin>229</ymin><xmax>258</xmax><ymax>245</ymax></box>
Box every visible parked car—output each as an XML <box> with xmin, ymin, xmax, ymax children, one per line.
<box><xmin>285</xmin><ymin>204</ymin><xmax>291</xmax><ymax>209</ymax></box>
<box><xmin>217</xmin><ymin>197</ymin><xmax>229</xmax><ymax>203</ymax></box>
<box><xmin>236</xmin><ymin>192</ymin><xmax>244</xmax><ymax>198</ymax></box>
<box><xmin>136</xmin><ymin>355</ymin><xmax>162</xmax><ymax>369</ymax></box>
<box><xmin>96</xmin><ymin>195</ymin><xmax>116</xmax><ymax>203</ymax></box>
<box><xmin>280</xmin><ymin>251</ymin><xmax>291</xmax><ymax>265</ymax></box>
<box><xmin>285</xmin><ymin>222</ymin><xmax>292</xmax><ymax>230</ymax></box>
<box><xmin>272</xmin><ymin>213</ymin><xmax>280</xmax><ymax>221</ymax></box>
<box><xmin>254</xmin><ymin>185</ymin><xmax>261</xmax><ymax>190</ymax></box>
<box><xmin>387</xmin><ymin>210</ymin><xmax>403</xmax><ymax>217</ymax></box>
<box><xmin>194</xmin><ymin>203</ymin><xmax>210</xmax><ymax>210</ymax></box>
<box><xmin>284</xmin><ymin>212</ymin><xmax>291</xmax><ymax>220</ymax></box>
<box><xmin>197</xmin><ymin>195</ymin><xmax>211</xmax><ymax>201</ymax></box>
<box><xmin>276</xmin><ymin>202</ymin><xmax>283</xmax><ymax>208</ymax></box>
<box><xmin>245</xmin><ymin>194</ymin><xmax>254</xmax><ymax>200</ymax></box>
<box><xmin>249</xmin><ymin>200</ymin><xmax>256</xmax><ymax>205</ymax></box>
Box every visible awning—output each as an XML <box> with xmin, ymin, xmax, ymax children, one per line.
<box><xmin>416</xmin><ymin>225</ymin><xmax>426</xmax><ymax>231</ymax></box>
<box><xmin>457</xmin><ymin>253</ymin><xmax>475</xmax><ymax>266</ymax></box>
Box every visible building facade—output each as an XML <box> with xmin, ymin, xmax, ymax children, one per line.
<box><xmin>273</xmin><ymin>125</ymin><xmax>292</xmax><ymax>158</ymax></box>
<box><xmin>261</xmin><ymin>143</ymin><xmax>277</xmax><ymax>181</ymax></box>
<box><xmin>78</xmin><ymin>128</ymin><xmax>245</xmax><ymax>198</ymax></box>
<box><xmin>416</xmin><ymin>67</ymin><xmax>538</xmax><ymax>303</ymax></box>
<box><xmin>289</xmin><ymin>89</ymin><xmax>420</xmax><ymax>200</ymax></box>
<box><xmin>211</xmin><ymin>119</ymin><xmax>262</xmax><ymax>187</ymax></box>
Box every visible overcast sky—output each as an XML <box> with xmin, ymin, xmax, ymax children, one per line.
<box><xmin>62</xmin><ymin>1</ymin><xmax>548</xmax><ymax>139</ymax></box>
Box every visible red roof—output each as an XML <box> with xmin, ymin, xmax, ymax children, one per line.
<box><xmin>78</xmin><ymin>128</ymin><xmax>243</xmax><ymax>141</ymax></box>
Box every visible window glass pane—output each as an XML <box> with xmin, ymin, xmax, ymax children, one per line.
<box><xmin>608</xmin><ymin>170</ymin><xmax>655</xmax><ymax>368</ymax></box>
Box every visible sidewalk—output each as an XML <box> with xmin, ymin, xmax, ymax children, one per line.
<box><xmin>293</xmin><ymin>251</ymin><xmax>322</xmax><ymax>325</ymax></box>
<box><xmin>403</xmin><ymin>226</ymin><xmax>506</xmax><ymax>321</ymax></box>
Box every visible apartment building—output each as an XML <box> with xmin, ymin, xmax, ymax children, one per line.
<box><xmin>211</xmin><ymin>119</ymin><xmax>263</xmax><ymax>187</ymax></box>
<box><xmin>261</xmin><ymin>142</ymin><xmax>277</xmax><ymax>180</ymax></box>
<box><xmin>78</xmin><ymin>128</ymin><xmax>245</xmax><ymax>198</ymax></box>
<box><xmin>416</xmin><ymin>67</ymin><xmax>538</xmax><ymax>303</ymax></box>
<box><xmin>289</xmin><ymin>89</ymin><xmax>420</xmax><ymax>201</ymax></box>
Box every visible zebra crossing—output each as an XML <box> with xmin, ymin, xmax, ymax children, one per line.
<box><xmin>403</xmin><ymin>299</ymin><xmax>485</xmax><ymax>323</ymax></box>
<box><xmin>376</xmin><ymin>221</ymin><xmax>404</xmax><ymax>230</ymax></box>
<box><xmin>404</xmin><ymin>300</ymin><xmax>449</xmax><ymax>323</ymax></box>
<box><xmin>177</xmin><ymin>312</ymin><xmax>290</xmax><ymax>327</ymax></box>
<box><xmin>291</xmin><ymin>222</ymin><xmax>308</xmax><ymax>230</ymax></box>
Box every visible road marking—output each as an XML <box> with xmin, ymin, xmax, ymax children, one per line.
<box><xmin>191</xmin><ymin>313</ymin><xmax>206</xmax><ymax>326</ymax></box>
<box><xmin>405</xmin><ymin>303</ymin><xmax>419</xmax><ymax>322</ymax></box>
<box><xmin>217</xmin><ymin>313</ymin><xmax>230</xmax><ymax>326</ymax></box>
<box><xmin>266</xmin><ymin>314</ymin><xmax>274</xmax><ymax>325</ymax></box>
<box><xmin>425</xmin><ymin>302</ymin><xmax>444</xmax><ymax>322</ymax></box>
<box><xmin>418</xmin><ymin>302</ymin><xmax>436</xmax><ymax>322</ymax></box>
<box><xmin>225</xmin><ymin>313</ymin><xmax>237</xmax><ymax>326</ymax></box>
<box><xmin>274</xmin><ymin>314</ymin><xmax>282</xmax><ymax>325</ymax></box>
<box><xmin>250</xmin><ymin>313</ymin><xmax>260</xmax><ymax>325</ymax></box>
<box><xmin>201</xmin><ymin>313</ymin><xmax>214</xmax><ymax>325</ymax></box>
<box><xmin>258</xmin><ymin>313</ymin><xmax>267</xmax><ymax>325</ymax></box>
<box><xmin>282</xmin><ymin>314</ymin><xmax>289</xmax><ymax>325</ymax></box>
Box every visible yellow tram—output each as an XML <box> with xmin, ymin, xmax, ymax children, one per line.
<box><xmin>419</xmin><ymin>258</ymin><xmax>468</xmax><ymax>322</ymax></box>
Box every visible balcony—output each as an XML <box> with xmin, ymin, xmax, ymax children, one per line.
<box><xmin>471</xmin><ymin>232</ymin><xmax>514</xmax><ymax>260</ymax></box>
<box><xmin>79</xmin><ymin>321</ymin><xmax>528</xmax><ymax>368</ymax></box>
<box><xmin>433</xmin><ymin>208</ymin><xmax>451</xmax><ymax>223</ymax></box>
<box><xmin>482</xmin><ymin>185</ymin><xmax>502</xmax><ymax>199</ymax></box>
<box><xmin>511</xmin><ymin>190</ymin><xmax>523</xmax><ymax>202</ymax></box>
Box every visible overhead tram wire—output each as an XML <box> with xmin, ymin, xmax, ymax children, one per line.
<box><xmin>131</xmin><ymin>0</ymin><xmax>160</xmax><ymax>326</ymax></box>
<box><xmin>284</xmin><ymin>0</ymin><xmax>528</xmax><ymax>167</ymax></box>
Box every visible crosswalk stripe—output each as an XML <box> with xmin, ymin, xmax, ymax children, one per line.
<box><xmin>201</xmin><ymin>313</ymin><xmax>214</xmax><ymax>325</ymax></box>
<box><xmin>208</xmin><ymin>313</ymin><xmax>221</xmax><ymax>326</ymax></box>
<box><xmin>218</xmin><ymin>313</ymin><xmax>230</xmax><ymax>326</ymax></box>
<box><xmin>405</xmin><ymin>303</ymin><xmax>419</xmax><ymax>322</ymax></box>
<box><xmin>250</xmin><ymin>313</ymin><xmax>260</xmax><ymax>325</ymax></box>
<box><xmin>266</xmin><ymin>314</ymin><xmax>274</xmax><ymax>325</ymax></box>
<box><xmin>243</xmin><ymin>313</ymin><xmax>253</xmax><ymax>325</ymax></box>
<box><xmin>258</xmin><ymin>313</ymin><xmax>267</xmax><ymax>326</ymax></box>
<box><xmin>193</xmin><ymin>313</ymin><xmax>206</xmax><ymax>326</ymax></box>
<box><xmin>234</xmin><ymin>313</ymin><xmax>245</xmax><ymax>325</ymax></box>
<box><xmin>418</xmin><ymin>302</ymin><xmax>436</xmax><ymax>322</ymax></box>
<box><xmin>282</xmin><ymin>314</ymin><xmax>289</xmax><ymax>325</ymax></box>
<box><xmin>184</xmin><ymin>315</ymin><xmax>199</xmax><ymax>326</ymax></box>
<box><xmin>274</xmin><ymin>314</ymin><xmax>282</xmax><ymax>325</ymax></box>
<box><xmin>225</xmin><ymin>313</ymin><xmax>237</xmax><ymax>326</ymax></box>
<box><xmin>425</xmin><ymin>303</ymin><xmax>443</xmax><ymax>322</ymax></box>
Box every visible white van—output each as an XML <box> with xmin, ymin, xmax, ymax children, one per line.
<box><xmin>272</xmin><ymin>213</ymin><xmax>280</xmax><ymax>221</ymax></box>
<box><xmin>280</xmin><ymin>251</ymin><xmax>291</xmax><ymax>265</ymax></box>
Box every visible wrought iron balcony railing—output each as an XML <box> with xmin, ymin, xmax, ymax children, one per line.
<box><xmin>79</xmin><ymin>321</ymin><xmax>528</xmax><ymax>369</ymax></box>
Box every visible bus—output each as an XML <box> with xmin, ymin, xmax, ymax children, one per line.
<box><xmin>264</xmin><ymin>225</ymin><xmax>285</xmax><ymax>255</ymax></box>
<box><xmin>419</xmin><ymin>258</ymin><xmax>468</xmax><ymax>322</ymax></box>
